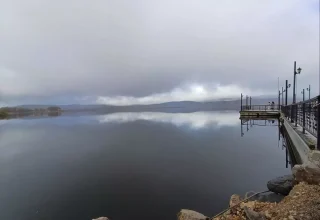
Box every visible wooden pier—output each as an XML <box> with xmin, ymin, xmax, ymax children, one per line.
<box><xmin>240</xmin><ymin>105</ymin><xmax>280</xmax><ymax>119</ymax></box>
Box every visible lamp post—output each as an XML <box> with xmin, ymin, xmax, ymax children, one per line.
<box><xmin>246</xmin><ymin>95</ymin><xmax>248</xmax><ymax>110</ymax></box>
<box><xmin>285</xmin><ymin>80</ymin><xmax>291</xmax><ymax>106</ymax></box>
<box><xmin>291</xmin><ymin>61</ymin><xmax>302</xmax><ymax>123</ymax></box>
<box><xmin>306</xmin><ymin>85</ymin><xmax>311</xmax><ymax>100</ymax></box>
<box><xmin>293</xmin><ymin>62</ymin><xmax>302</xmax><ymax>103</ymax></box>
<box><xmin>241</xmin><ymin>93</ymin><xmax>243</xmax><ymax>111</ymax></box>
<box><xmin>279</xmin><ymin>88</ymin><xmax>285</xmax><ymax>110</ymax></box>
<box><xmin>301</xmin><ymin>89</ymin><xmax>305</xmax><ymax>133</ymax></box>
<box><xmin>279</xmin><ymin>86</ymin><xmax>287</xmax><ymax>106</ymax></box>
<box><xmin>278</xmin><ymin>90</ymin><xmax>281</xmax><ymax>111</ymax></box>
<box><xmin>281</xmin><ymin>87</ymin><xmax>284</xmax><ymax>105</ymax></box>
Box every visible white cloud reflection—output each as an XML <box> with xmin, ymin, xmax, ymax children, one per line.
<box><xmin>98</xmin><ymin>111</ymin><xmax>239</xmax><ymax>129</ymax></box>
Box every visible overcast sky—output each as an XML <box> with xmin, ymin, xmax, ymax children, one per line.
<box><xmin>0</xmin><ymin>0</ymin><xmax>319</xmax><ymax>106</ymax></box>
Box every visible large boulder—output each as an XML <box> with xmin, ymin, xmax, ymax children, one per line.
<box><xmin>177</xmin><ymin>209</ymin><xmax>208</xmax><ymax>220</ymax></box>
<box><xmin>292</xmin><ymin>162</ymin><xmax>320</xmax><ymax>185</ymax></box>
<box><xmin>309</xmin><ymin>151</ymin><xmax>320</xmax><ymax>167</ymax></box>
<box><xmin>248</xmin><ymin>191</ymin><xmax>284</xmax><ymax>203</ymax></box>
<box><xmin>267</xmin><ymin>175</ymin><xmax>293</xmax><ymax>195</ymax></box>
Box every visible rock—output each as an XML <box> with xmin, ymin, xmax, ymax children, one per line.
<box><xmin>288</xmin><ymin>215</ymin><xmax>295</xmax><ymax>220</ymax></box>
<box><xmin>243</xmin><ymin>207</ymin><xmax>266</xmax><ymax>220</ymax></box>
<box><xmin>292</xmin><ymin>163</ymin><xmax>320</xmax><ymax>185</ymax></box>
<box><xmin>229</xmin><ymin>194</ymin><xmax>241</xmax><ymax>214</ymax></box>
<box><xmin>309</xmin><ymin>151</ymin><xmax>320</xmax><ymax>167</ymax></box>
<box><xmin>177</xmin><ymin>209</ymin><xmax>207</xmax><ymax>220</ymax></box>
<box><xmin>240</xmin><ymin>201</ymin><xmax>255</xmax><ymax>209</ymax></box>
<box><xmin>267</xmin><ymin>175</ymin><xmax>293</xmax><ymax>195</ymax></box>
<box><xmin>92</xmin><ymin>217</ymin><xmax>109</xmax><ymax>220</ymax></box>
<box><xmin>264</xmin><ymin>210</ymin><xmax>272</xmax><ymax>219</ymax></box>
<box><xmin>249</xmin><ymin>191</ymin><xmax>284</xmax><ymax>203</ymax></box>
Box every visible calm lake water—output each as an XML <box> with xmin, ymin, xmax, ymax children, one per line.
<box><xmin>0</xmin><ymin>111</ymin><xmax>290</xmax><ymax>220</ymax></box>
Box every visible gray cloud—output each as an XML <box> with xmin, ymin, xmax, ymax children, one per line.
<box><xmin>0</xmin><ymin>0</ymin><xmax>319</xmax><ymax>105</ymax></box>
<box><xmin>97</xmin><ymin>83</ymin><xmax>261</xmax><ymax>105</ymax></box>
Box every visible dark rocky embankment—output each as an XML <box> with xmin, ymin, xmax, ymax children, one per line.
<box><xmin>177</xmin><ymin>151</ymin><xmax>320</xmax><ymax>220</ymax></box>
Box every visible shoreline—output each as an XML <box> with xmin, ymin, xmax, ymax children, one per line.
<box><xmin>177</xmin><ymin>150</ymin><xmax>320</xmax><ymax>220</ymax></box>
<box><xmin>178</xmin><ymin>181</ymin><xmax>320</xmax><ymax>220</ymax></box>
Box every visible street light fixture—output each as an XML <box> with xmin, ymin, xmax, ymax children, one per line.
<box><xmin>297</xmin><ymin>67</ymin><xmax>302</xmax><ymax>74</ymax></box>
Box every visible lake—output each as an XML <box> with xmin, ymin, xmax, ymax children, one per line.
<box><xmin>0</xmin><ymin>111</ymin><xmax>290</xmax><ymax>220</ymax></box>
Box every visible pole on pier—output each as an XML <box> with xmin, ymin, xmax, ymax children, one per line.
<box><xmin>241</xmin><ymin>93</ymin><xmax>243</xmax><ymax>111</ymax></box>
<box><xmin>292</xmin><ymin>61</ymin><xmax>296</xmax><ymax>122</ymax></box>
<box><xmin>282</xmin><ymin>87</ymin><xmax>284</xmax><ymax>106</ymax></box>
<box><xmin>295</xmin><ymin>104</ymin><xmax>298</xmax><ymax>127</ymax></box>
<box><xmin>317</xmin><ymin>96</ymin><xmax>320</xmax><ymax>150</ymax></box>
<box><xmin>302</xmin><ymin>89</ymin><xmax>305</xmax><ymax>134</ymax></box>
<box><xmin>293</xmin><ymin>61</ymin><xmax>297</xmax><ymax>103</ymax></box>
<box><xmin>309</xmin><ymin>85</ymin><xmax>311</xmax><ymax>100</ymax></box>
<box><xmin>306</xmin><ymin>85</ymin><xmax>311</xmax><ymax>100</ymax></box>
<box><xmin>285</xmin><ymin>80</ymin><xmax>288</xmax><ymax>106</ymax></box>
<box><xmin>278</xmin><ymin>90</ymin><xmax>281</xmax><ymax>111</ymax></box>
<box><xmin>246</xmin><ymin>96</ymin><xmax>248</xmax><ymax>110</ymax></box>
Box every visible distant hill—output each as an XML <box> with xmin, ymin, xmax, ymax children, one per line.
<box><xmin>15</xmin><ymin>96</ymin><xmax>280</xmax><ymax>113</ymax></box>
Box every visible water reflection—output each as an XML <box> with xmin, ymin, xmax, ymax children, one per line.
<box><xmin>240</xmin><ymin>118</ymin><xmax>294</xmax><ymax>168</ymax></box>
<box><xmin>2</xmin><ymin>111</ymin><xmax>239</xmax><ymax>129</ymax></box>
<box><xmin>0</xmin><ymin>112</ymin><xmax>291</xmax><ymax>220</ymax></box>
<box><xmin>98</xmin><ymin>111</ymin><xmax>239</xmax><ymax>129</ymax></box>
<box><xmin>240</xmin><ymin>118</ymin><xmax>279</xmax><ymax>137</ymax></box>
<box><xmin>7</xmin><ymin>111</ymin><xmax>62</xmax><ymax>119</ymax></box>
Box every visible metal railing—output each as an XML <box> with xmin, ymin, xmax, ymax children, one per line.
<box><xmin>281</xmin><ymin>96</ymin><xmax>319</xmax><ymax>141</ymax></box>
<box><xmin>241</xmin><ymin>105</ymin><xmax>279</xmax><ymax>111</ymax></box>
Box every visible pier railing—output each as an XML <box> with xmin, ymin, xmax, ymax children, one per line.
<box><xmin>241</xmin><ymin>105</ymin><xmax>279</xmax><ymax>111</ymax></box>
<box><xmin>281</xmin><ymin>96</ymin><xmax>320</xmax><ymax>139</ymax></box>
